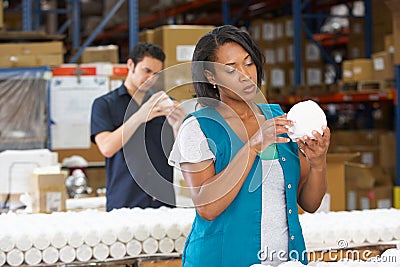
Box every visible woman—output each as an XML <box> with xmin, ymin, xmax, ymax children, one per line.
<box><xmin>169</xmin><ymin>25</ymin><xmax>330</xmax><ymax>267</ymax></box>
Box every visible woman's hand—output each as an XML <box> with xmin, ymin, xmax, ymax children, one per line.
<box><xmin>248</xmin><ymin>114</ymin><xmax>293</xmax><ymax>153</ymax></box>
<box><xmin>296</xmin><ymin>125</ymin><xmax>331</xmax><ymax>170</ymax></box>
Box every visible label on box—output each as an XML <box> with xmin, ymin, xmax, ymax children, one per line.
<box><xmin>287</xmin><ymin>44</ymin><xmax>293</xmax><ymax>62</ymax></box>
<box><xmin>343</xmin><ymin>70</ymin><xmax>353</xmax><ymax>78</ymax></box>
<box><xmin>377</xmin><ymin>199</ymin><xmax>392</xmax><ymax>209</ymax></box>
<box><xmin>46</xmin><ymin>192</ymin><xmax>62</xmax><ymax>212</ymax></box>
<box><xmin>361</xmin><ymin>152</ymin><xmax>374</xmax><ymax>165</ymax></box>
<box><xmin>176</xmin><ymin>45</ymin><xmax>195</xmax><ymax>62</ymax></box>
<box><xmin>351</xmin><ymin>47</ymin><xmax>361</xmax><ymax>59</ymax></box>
<box><xmin>262</xmin><ymin>23</ymin><xmax>275</xmax><ymax>40</ymax></box>
<box><xmin>285</xmin><ymin>20</ymin><xmax>293</xmax><ymax>37</ymax></box>
<box><xmin>347</xmin><ymin>191</ymin><xmax>357</xmax><ymax>210</ymax></box>
<box><xmin>264</xmin><ymin>49</ymin><xmax>276</xmax><ymax>65</ymax></box>
<box><xmin>250</xmin><ymin>25</ymin><xmax>260</xmax><ymax>41</ymax></box>
<box><xmin>353</xmin><ymin>67</ymin><xmax>362</xmax><ymax>74</ymax></box>
<box><xmin>271</xmin><ymin>69</ymin><xmax>285</xmax><ymax>87</ymax></box>
<box><xmin>373</xmin><ymin>58</ymin><xmax>384</xmax><ymax>71</ymax></box>
<box><xmin>305</xmin><ymin>43</ymin><xmax>320</xmax><ymax>62</ymax></box>
<box><xmin>276</xmin><ymin>47</ymin><xmax>285</xmax><ymax>63</ymax></box>
<box><xmin>275</xmin><ymin>23</ymin><xmax>283</xmax><ymax>39</ymax></box>
<box><xmin>352</xmin><ymin>22</ymin><xmax>363</xmax><ymax>34</ymax></box>
<box><xmin>306</xmin><ymin>68</ymin><xmax>322</xmax><ymax>85</ymax></box>
<box><xmin>360</xmin><ymin>197</ymin><xmax>370</xmax><ymax>210</ymax></box>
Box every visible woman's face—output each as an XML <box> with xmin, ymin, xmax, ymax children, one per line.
<box><xmin>212</xmin><ymin>42</ymin><xmax>258</xmax><ymax>103</ymax></box>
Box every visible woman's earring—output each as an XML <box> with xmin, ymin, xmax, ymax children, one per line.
<box><xmin>213</xmin><ymin>84</ymin><xmax>217</xmax><ymax>89</ymax></box>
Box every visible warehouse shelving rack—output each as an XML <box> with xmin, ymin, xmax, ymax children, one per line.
<box><xmin>4</xmin><ymin>0</ymin><xmax>400</xmax><ymax>187</ymax></box>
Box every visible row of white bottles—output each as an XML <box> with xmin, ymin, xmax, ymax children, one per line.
<box><xmin>0</xmin><ymin>207</ymin><xmax>195</xmax><ymax>266</ymax></box>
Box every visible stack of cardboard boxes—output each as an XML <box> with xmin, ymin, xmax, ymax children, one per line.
<box><xmin>328</xmin><ymin>130</ymin><xmax>395</xmax><ymax>211</ymax></box>
<box><xmin>342</xmin><ymin>0</ymin><xmax>394</xmax><ymax>88</ymax></box>
<box><xmin>343</xmin><ymin>32</ymin><xmax>394</xmax><ymax>86</ymax></box>
<box><xmin>250</xmin><ymin>16</ymin><xmax>324</xmax><ymax>99</ymax></box>
<box><xmin>81</xmin><ymin>45</ymin><xmax>119</xmax><ymax>64</ymax></box>
<box><xmin>0</xmin><ymin>41</ymin><xmax>64</xmax><ymax>68</ymax></box>
<box><xmin>151</xmin><ymin>25</ymin><xmax>215</xmax><ymax>100</ymax></box>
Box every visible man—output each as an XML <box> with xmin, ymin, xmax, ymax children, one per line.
<box><xmin>91</xmin><ymin>42</ymin><xmax>184</xmax><ymax>211</ymax></box>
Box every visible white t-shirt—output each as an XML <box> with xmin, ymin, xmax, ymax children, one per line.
<box><xmin>169</xmin><ymin>116</ymin><xmax>289</xmax><ymax>266</ymax></box>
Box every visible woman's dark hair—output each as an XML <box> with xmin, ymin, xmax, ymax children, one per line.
<box><xmin>128</xmin><ymin>42</ymin><xmax>165</xmax><ymax>67</ymax></box>
<box><xmin>192</xmin><ymin>25</ymin><xmax>265</xmax><ymax>105</ymax></box>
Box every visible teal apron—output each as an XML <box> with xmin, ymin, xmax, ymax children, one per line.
<box><xmin>182</xmin><ymin>104</ymin><xmax>307</xmax><ymax>267</ymax></box>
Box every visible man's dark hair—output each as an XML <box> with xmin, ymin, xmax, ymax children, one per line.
<box><xmin>128</xmin><ymin>42</ymin><xmax>166</xmax><ymax>66</ymax></box>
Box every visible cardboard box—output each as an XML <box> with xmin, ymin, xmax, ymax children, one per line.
<box><xmin>352</xmin><ymin>58</ymin><xmax>374</xmax><ymax>81</ymax></box>
<box><xmin>268</xmin><ymin>67</ymin><xmax>286</xmax><ymax>87</ymax></box>
<box><xmin>345</xmin><ymin>162</ymin><xmax>391</xmax><ymax>189</ymax></box>
<box><xmin>326</xmin><ymin>153</ymin><xmax>360</xmax><ymax>211</ymax></box>
<box><xmin>347</xmin><ymin>41</ymin><xmax>366</xmax><ymax>59</ymax></box>
<box><xmin>54</xmin><ymin>143</ymin><xmax>105</xmax><ymax>163</ymax></box>
<box><xmin>373</xmin><ymin>0</ymin><xmax>393</xmax><ymax>25</ymax></box>
<box><xmin>0</xmin><ymin>54</ymin><xmax>63</xmax><ymax>68</ymax></box>
<box><xmin>30</xmin><ymin>172</ymin><xmax>67</xmax><ymax>213</ymax></box>
<box><xmin>372</xmin><ymin>51</ymin><xmax>394</xmax><ymax>80</ymax></box>
<box><xmin>303</xmin><ymin>42</ymin><xmax>321</xmax><ymax>63</ymax></box>
<box><xmin>81</xmin><ymin>45</ymin><xmax>119</xmax><ymax>63</ymax></box>
<box><xmin>304</xmin><ymin>64</ymin><xmax>323</xmax><ymax>86</ymax></box>
<box><xmin>342</xmin><ymin>60</ymin><xmax>354</xmax><ymax>82</ymax></box>
<box><xmin>373</xmin><ymin>22</ymin><xmax>393</xmax><ymax>53</ymax></box>
<box><xmin>0</xmin><ymin>41</ymin><xmax>63</xmax><ymax>55</ymax></box>
<box><xmin>139</xmin><ymin>29</ymin><xmax>155</xmax><ymax>43</ymax></box>
<box><xmin>379</xmin><ymin>131</ymin><xmax>396</xmax><ymax>184</ymax></box>
<box><xmin>0</xmin><ymin>0</ymin><xmax>3</xmax><ymax>30</ymax></box>
<box><xmin>385</xmin><ymin>0</ymin><xmax>400</xmax><ymax>64</ymax></box>
<box><xmin>153</xmin><ymin>25</ymin><xmax>215</xmax><ymax>67</ymax></box>
<box><xmin>357</xmin><ymin>185</ymin><xmax>393</xmax><ymax>209</ymax></box>
<box><xmin>284</xmin><ymin>17</ymin><xmax>294</xmax><ymax>38</ymax></box>
<box><xmin>329</xmin><ymin>130</ymin><xmax>383</xmax><ymax>165</ymax></box>
<box><xmin>345</xmin><ymin>162</ymin><xmax>393</xmax><ymax>210</ymax></box>
<box><xmin>264</xmin><ymin>47</ymin><xmax>276</xmax><ymax>65</ymax></box>
<box><xmin>349</xmin><ymin>18</ymin><xmax>365</xmax><ymax>36</ymax></box>
<box><xmin>275</xmin><ymin>19</ymin><xmax>284</xmax><ymax>40</ymax></box>
<box><xmin>249</xmin><ymin>18</ymin><xmax>264</xmax><ymax>42</ymax></box>
<box><xmin>261</xmin><ymin>21</ymin><xmax>275</xmax><ymax>41</ymax></box>
<box><xmin>384</xmin><ymin>34</ymin><xmax>394</xmax><ymax>53</ymax></box>
<box><xmin>330</xmin><ymin>130</ymin><xmax>382</xmax><ymax>147</ymax></box>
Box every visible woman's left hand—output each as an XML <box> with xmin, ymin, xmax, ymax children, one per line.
<box><xmin>296</xmin><ymin>125</ymin><xmax>331</xmax><ymax>170</ymax></box>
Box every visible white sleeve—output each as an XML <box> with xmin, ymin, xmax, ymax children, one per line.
<box><xmin>168</xmin><ymin>116</ymin><xmax>215</xmax><ymax>167</ymax></box>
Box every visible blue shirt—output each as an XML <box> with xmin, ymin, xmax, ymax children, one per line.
<box><xmin>90</xmin><ymin>84</ymin><xmax>175</xmax><ymax>211</ymax></box>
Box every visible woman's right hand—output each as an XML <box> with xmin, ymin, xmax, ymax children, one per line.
<box><xmin>248</xmin><ymin>114</ymin><xmax>293</xmax><ymax>153</ymax></box>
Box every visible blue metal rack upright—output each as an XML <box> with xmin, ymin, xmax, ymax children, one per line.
<box><xmin>292</xmin><ymin>0</ymin><xmax>373</xmax><ymax>85</ymax></box>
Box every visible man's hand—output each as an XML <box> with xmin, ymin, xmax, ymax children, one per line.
<box><xmin>135</xmin><ymin>91</ymin><xmax>171</xmax><ymax>123</ymax></box>
<box><xmin>166</xmin><ymin>101</ymin><xmax>187</xmax><ymax>138</ymax></box>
